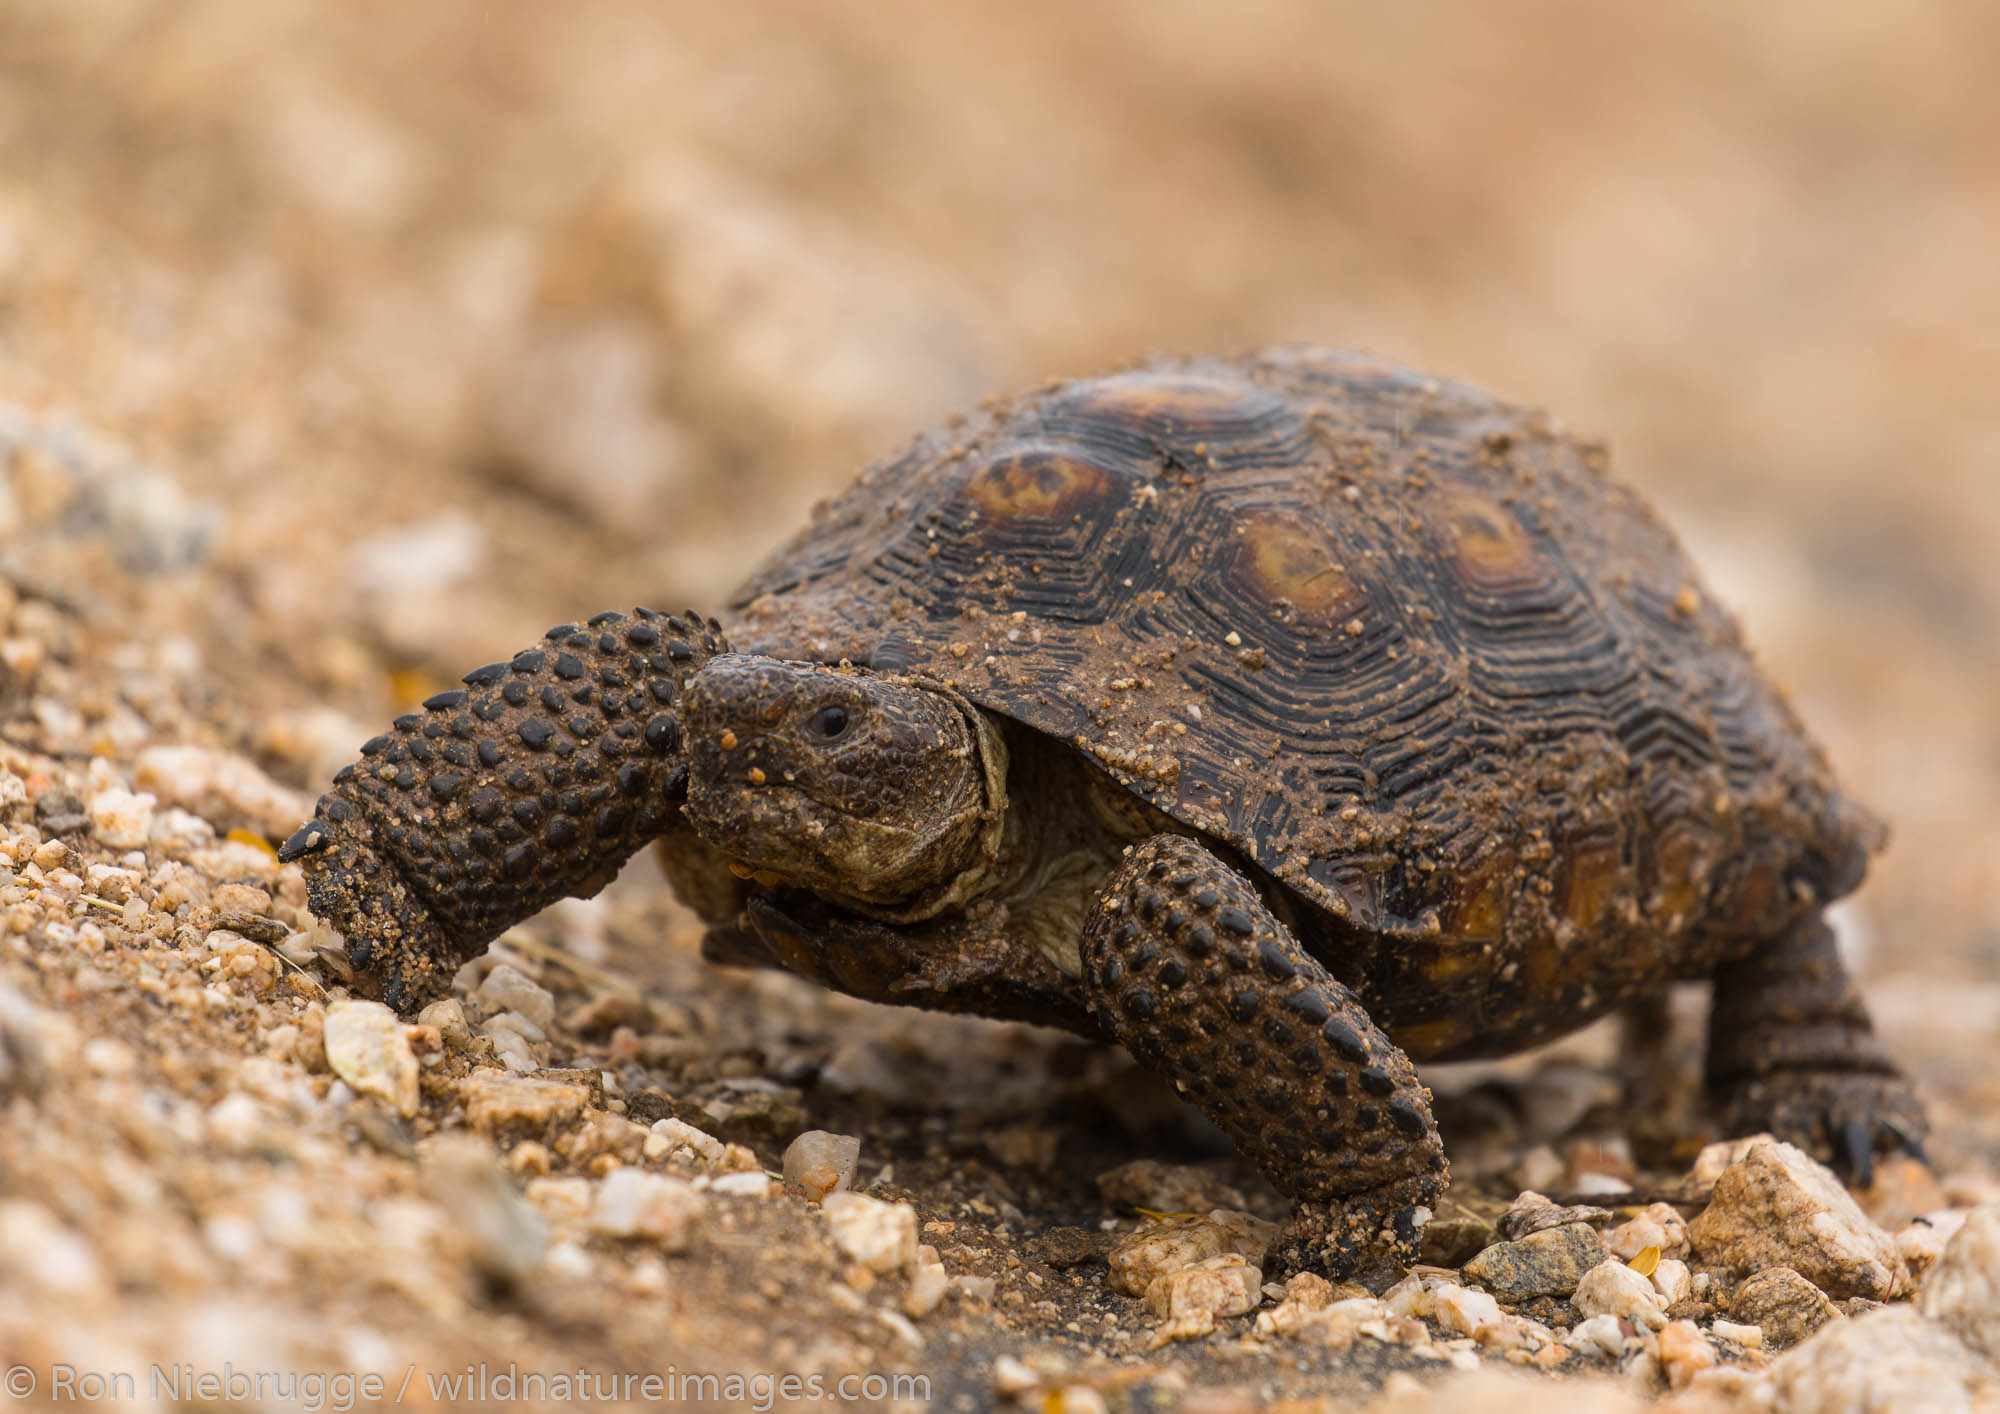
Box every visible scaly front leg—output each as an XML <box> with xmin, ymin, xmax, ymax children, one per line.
<box><xmin>279</xmin><ymin>609</ymin><xmax>726</xmax><ymax>1010</ymax></box>
<box><xmin>1080</xmin><ymin>834</ymin><xmax>1447</xmax><ymax>1280</ymax></box>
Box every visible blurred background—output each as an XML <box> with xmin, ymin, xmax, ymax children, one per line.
<box><xmin>0</xmin><ymin>0</ymin><xmax>1994</xmax><ymax>1115</ymax></box>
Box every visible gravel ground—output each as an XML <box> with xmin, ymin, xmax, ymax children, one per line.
<box><xmin>0</xmin><ymin>4</ymin><xmax>1995</xmax><ymax>1411</ymax></box>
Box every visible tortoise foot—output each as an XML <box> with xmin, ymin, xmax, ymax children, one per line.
<box><xmin>1713</xmin><ymin>1071</ymin><xmax>1928</xmax><ymax>1187</ymax></box>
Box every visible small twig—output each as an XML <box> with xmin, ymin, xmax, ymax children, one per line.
<box><xmin>257</xmin><ymin>938</ymin><xmax>327</xmax><ymax>999</ymax></box>
<box><xmin>1536</xmin><ymin>1189</ymin><xmax>1703</xmax><ymax>1210</ymax></box>
<box><xmin>498</xmin><ymin>933</ymin><xmax>646</xmax><ymax>1001</ymax></box>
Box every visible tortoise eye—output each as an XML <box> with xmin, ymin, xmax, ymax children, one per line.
<box><xmin>805</xmin><ymin>705</ymin><xmax>851</xmax><ymax>742</ymax></box>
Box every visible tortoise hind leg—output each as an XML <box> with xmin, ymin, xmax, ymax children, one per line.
<box><xmin>1705</xmin><ymin>912</ymin><xmax>1926</xmax><ymax>1185</ymax></box>
<box><xmin>1081</xmin><ymin>834</ymin><xmax>1447</xmax><ymax>1281</ymax></box>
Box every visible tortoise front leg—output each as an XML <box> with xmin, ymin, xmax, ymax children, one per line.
<box><xmin>279</xmin><ymin>609</ymin><xmax>727</xmax><ymax>1011</ymax></box>
<box><xmin>1081</xmin><ymin>834</ymin><xmax>1447</xmax><ymax>1281</ymax></box>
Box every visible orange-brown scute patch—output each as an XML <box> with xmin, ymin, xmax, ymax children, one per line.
<box><xmin>1443</xmin><ymin>844</ymin><xmax>1516</xmax><ymax>944</ymax></box>
<box><xmin>1415</xmin><ymin>937</ymin><xmax>1489</xmax><ymax>982</ymax></box>
<box><xmin>1060</xmin><ymin>373</ymin><xmax>1291</xmax><ymax>442</ymax></box>
<box><xmin>1727</xmin><ymin>851</ymin><xmax>1788</xmax><ymax>935</ymax></box>
<box><xmin>963</xmin><ymin>446</ymin><xmax>1120</xmax><ymax>525</ymax></box>
<box><xmin>1230</xmin><ymin>511</ymin><xmax>1369</xmax><ymax>626</ymax></box>
<box><xmin>1392</xmin><ymin>1016</ymin><xmax>1475</xmax><ymax>1060</ymax></box>
<box><xmin>1649</xmin><ymin>823</ymin><xmax>1718</xmax><ymax>927</ymax></box>
<box><xmin>1555</xmin><ymin>831</ymin><xmax>1625</xmax><ymax>937</ymax></box>
<box><xmin>1428</xmin><ymin>483</ymin><xmax>1552</xmax><ymax>593</ymax></box>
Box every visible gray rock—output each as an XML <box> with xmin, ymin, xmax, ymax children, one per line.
<box><xmin>699</xmin><ymin>1078</ymin><xmax>806</xmax><ymax>1141</ymax></box>
<box><xmin>1495</xmin><ymin>1189</ymin><xmax>1611</xmax><ymax>1240</ymax></box>
<box><xmin>588</xmin><ymin>1170</ymin><xmax>706</xmax><ymax>1251</ymax></box>
<box><xmin>0</xmin><ymin>985</ymin><xmax>50</xmax><ymax>1100</ymax></box>
<box><xmin>421</xmin><ymin>1136</ymin><xmax>547</xmax><ymax>1287</ymax></box>
<box><xmin>1462</xmin><ymin>1221</ymin><xmax>1607</xmax><ymax>1301</ymax></box>
<box><xmin>475</xmin><ymin>964</ymin><xmax>556</xmax><ymax>1030</ymax></box>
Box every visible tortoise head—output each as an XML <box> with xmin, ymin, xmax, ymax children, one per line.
<box><xmin>681</xmin><ymin>655</ymin><xmax>1007</xmax><ymax>911</ymax></box>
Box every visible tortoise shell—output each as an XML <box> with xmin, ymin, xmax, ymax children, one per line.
<box><xmin>728</xmin><ymin>348</ymin><xmax>1875</xmax><ymax>1056</ymax></box>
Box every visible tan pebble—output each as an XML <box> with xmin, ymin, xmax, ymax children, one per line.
<box><xmin>475</xmin><ymin>963</ymin><xmax>555</xmax><ymax>1029</ymax></box>
<box><xmin>588</xmin><ymin>1170</ymin><xmax>706</xmax><ymax>1251</ymax></box>
<box><xmin>524</xmin><ymin>1176</ymin><xmax>595</xmax><ymax>1223</ymax></box>
<box><xmin>1145</xmin><ymin>1254</ymin><xmax>1262</xmax><ymax>1344</ymax></box>
<box><xmin>1730</xmin><ymin>1266</ymin><xmax>1842</xmax><ymax>1349</ymax></box>
<box><xmin>1106</xmin><ymin>1210</ymin><xmax>1276</xmax><ymax>1297</ymax></box>
<box><xmin>1658</xmin><ymin>1318</ymin><xmax>1717</xmax><ymax>1389</ymax></box>
<box><xmin>211</xmin><ymin>882</ymin><xmax>272</xmax><ymax>915</ymax></box>
<box><xmin>651</xmin><ymin>1116</ymin><xmax>727</xmax><ymax>1167</ymax></box>
<box><xmin>1687</xmin><ymin>1138</ymin><xmax>1904</xmax><ymax>1301</ymax></box>
<box><xmin>1710</xmin><ymin>1318</ymin><xmax>1763</xmax><ymax>1349</ymax></box>
<box><xmin>322</xmin><ymin>1000</ymin><xmax>419</xmax><ymax>1117</ymax></box>
<box><xmin>460</xmin><ymin>1073</ymin><xmax>588</xmax><ymax>1134</ymax></box>
<box><xmin>1916</xmin><ymin>1202</ymin><xmax>2000</xmax><ymax>1362</ymax></box>
<box><xmin>783</xmin><ymin>1129</ymin><xmax>860</xmax><ymax>1200</ymax></box>
<box><xmin>991</xmin><ymin>1355</ymin><xmax>1038</xmax><ymax>1395</ymax></box>
<box><xmin>823</xmin><ymin>1191</ymin><xmax>918</xmax><ymax>1274</ymax></box>
<box><xmin>1282</xmin><ymin>1271</ymin><xmax>1333</xmax><ymax>1310</ymax></box>
<box><xmin>1574</xmin><ymin>1260</ymin><xmax>1667</xmax><ymax>1330</ymax></box>
<box><xmin>1651</xmin><ymin>1257</ymin><xmax>1692</xmax><ymax>1305</ymax></box>
<box><xmin>507</xmin><ymin>1141</ymin><xmax>553</xmax><ymax>1177</ymax></box>
<box><xmin>1894</xmin><ymin>1219</ymin><xmax>1947</xmax><ymax>1283</ymax></box>
<box><xmin>1567</xmin><ymin>1313</ymin><xmax>1627</xmax><ymax>1357</ymax></box>
<box><xmin>294</xmin><ymin>1004</ymin><xmax>328</xmax><ymax>1072</ymax></box>
<box><xmin>416</xmin><ymin>998</ymin><xmax>470</xmax><ymax>1049</ymax></box>
<box><xmin>904</xmin><ymin>1257</ymin><xmax>949</xmax><ymax>1319</ymax></box>
<box><xmin>1432</xmin><ymin>1282</ymin><xmax>1503</xmax><ymax>1337</ymax></box>
<box><xmin>87</xmin><ymin>789</ymin><xmax>155</xmax><ymax>850</ymax></box>
<box><xmin>558</xmin><ymin>1112</ymin><xmax>647</xmax><ymax>1165</ymax></box>
<box><xmin>1605</xmin><ymin>1201</ymin><xmax>1691</xmax><ymax>1261</ymax></box>
<box><xmin>1051</xmin><ymin>1387</ymin><xmax>1107</xmax><ymax>1414</ymax></box>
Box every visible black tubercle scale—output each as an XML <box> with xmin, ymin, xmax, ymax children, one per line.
<box><xmin>280</xmin><ymin>609</ymin><xmax>726</xmax><ymax>1009</ymax></box>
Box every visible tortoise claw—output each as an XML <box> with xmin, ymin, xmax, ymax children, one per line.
<box><xmin>1714</xmin><ymin>1069</ymin><xmax>1928</xmax><ymax>1188</ymax></box>
<box><xmin>1840</xmin><ymin>1119</ymin><xmax>1876</xmax><ymax>1190</ymax></box>
<box><xmin>1883</xmin><ymin>1117</ymin><xmax>1930</xmax><ymax>1168</ymax></box>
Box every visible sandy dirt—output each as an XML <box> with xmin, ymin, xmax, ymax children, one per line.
<box><xmin>0</xmin><ymin>3</ymin><xmax>1994</xmax><ymax>1410</ymax></box>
